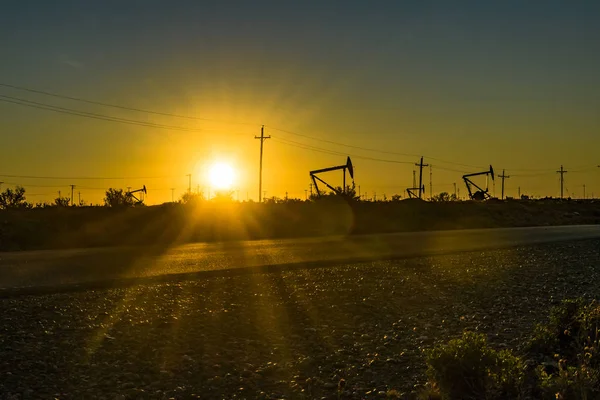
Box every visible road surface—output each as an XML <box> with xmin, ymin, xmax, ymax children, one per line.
<box><xmin>0</xmin><ymin>224</ymin><xmax>599</xmax><ymax>294</ymax></box>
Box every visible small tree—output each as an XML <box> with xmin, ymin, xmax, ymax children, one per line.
<box><xmin>104</xmin><ymin>188</ymin><xmax>135</xmax><ymax>207</ymax></box>
<box><xmin>312</xmin><ymin>182</ymin><xmax>361</xmax><ymax>201</ymax></box>
<box><xmin>0</xmin><ymin>186</ymin><xmax>31</xmax><ymax>209</ymax></box>
<box><xmin>431</xmin><ymin>192</ymin><xmax>449</xmax><ymax>202</ymax></box>
<box><xmin>181</xmin><ymin>191</ymin><xmax>204</xmax><ymax>204</ymax></box>
<box><xmin>54</xmin><ymin>196</ymin><xmax>71</xmax><ymax>207</ymax></box>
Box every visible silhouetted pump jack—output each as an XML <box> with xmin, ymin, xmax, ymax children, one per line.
<box><xmin>406</xmin><ymin>185</ymin><xmax>425</xmax><ymax>199</ymax></box>
<box><xmin>463</xmin><ymin>165</ymin><xmax>494</xmax><ymax>201</ymax></box>
<box><xmin>127</xmin><ymin>185</ymin><xmax>147</xmax><ymax>204</ymax></box>
<box><xmin>309</xmin><ymin>157</ymin><xmax>354</xmax><ymax>197</ymax></box>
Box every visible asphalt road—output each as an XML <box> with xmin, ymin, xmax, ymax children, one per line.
<box><xmin>0</xmin><ymin>224</ymin><xmax>599</xmax><ymax>294</ymax></box>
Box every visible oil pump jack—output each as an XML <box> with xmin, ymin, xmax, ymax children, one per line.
<box><xmin>309</xmin><ymin>157</ymin><xmax>354</xmax><ymax>197</ymax></box>
<box><xmin>406</xmin><ymin>185</ymin><xmax>425</xmax><ymax>199</ymax></box>
<box><xmin>463</xmin><ymin>166</ymin><xmax>494</xmax><ymax>201</ymax></box>
<box><xmin>127</xmin><ymin>185</ymin><xmax>147</xmax><ymax>205</ymax></box>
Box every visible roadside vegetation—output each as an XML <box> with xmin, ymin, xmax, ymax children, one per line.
<box><xmin>422</xmin><ymin>299</ymin><xmax>600</xmax><ymax>399</ymax></box>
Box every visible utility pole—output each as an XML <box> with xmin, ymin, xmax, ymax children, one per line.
<box><xmin>358</xmin><ymin>185</ymin><xmax>361</xmax><ymax>198</ymax></box>
<box><xmin>518</xmin><ymin>186</ymin><xmax>521</xmax><ymax>198</ymax></box>
<box><xmin>186</xmin><ymin>174</ymin><xmax>191</xmax><ymax>193</ymax></box>
<box><xmin>453</xmin><ymin>182</ymin><xmax>457</xmax><ymax>198</ymax></box>
<box><xmin>70</xmin><ymin>185</ymin><xmax>75</xmax><ymax>206</ymax></box>
<box><xmin>285</xmin><ymin>191</ymin><xmax>288</xmax><ymax>201</ymax></box>
<box><xmin>304</xmin><ymin>189</ymin><xmax>308</xmax><ymax>200</ymax></box>
<box><xmin>255</xmin><ymin>125</ymin><xmax>270</xmax><ymax>202</ymax></box>
<box><xmin>557</xmin><ymin>165</ymin><xmax>567</xmax><ymax>199</ymax></box>
<box><xmin>415</xmin><ymin>157</ymin><xmax>429</xmax><ymax>199</ymax></box>
<box><xmin>78</xmin><ymin>191</ymin><xmax>81</xmax><ymax>206</ymax></box>
<box><xmin>309</xmin><ymin>183</ymin><xmax>313</xmax><ymax>197</ymax></box>
<box><xmin>429</xmin><ymin>165</ymin><xmax>433</xmax><ymax>200</ymax></box>
<box><xmin>374</xmin><ymin>192</ymin><xmax>377</xmax><ymax>202</ymax></box>
<box><xmin>499</xmin><ymin>170</ymin><xmax>510</xmax><ymax>200</ymax></box>
<box><xmin>263</xmin><ymin>190</ymin><xmax>267</xmax><ymax>201</ymax></box>
<box><xmin>171</xmin><ymin>188</ymin><xmax>175</xmax><ymax>202</ymax></box>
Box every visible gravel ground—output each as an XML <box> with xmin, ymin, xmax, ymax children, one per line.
<box><xmin>1</xmin><ymin>239</ymin><xmax>600</xmax><ymax>399</ymax></box>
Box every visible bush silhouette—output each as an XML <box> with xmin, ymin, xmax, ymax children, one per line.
<box><xmin>104</xmin><ymin>188</ymin><xmax>136</xmax><ymax>207</ymax></box>
<box><xmin>0</xmin><ymin>186</ymin><xmax>31</xmax><ymax>209</ymax></box>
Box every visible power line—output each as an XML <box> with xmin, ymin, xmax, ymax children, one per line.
<box><xmin>271</xmin><ymin>138</ymin><xmax>351</xmax><ymax>157</ymax></box>
<box><xmin>3</xmin><ymin>84</ymin><xmax>599</xmax><ymax>178</ymax></box>
<box><xmin>0</xmin><ymin>174</ymin><xmax>178</xmax><ymax>180</ymax></box>
<box><xmin>0</xmin><ymin>82</ymin><xmax>257</xmax><ymax>126</ymax></box>
<box><xmin>511</xmin><ymin>171</ymin><xmax>556</xmax><ymax>177</ymax></box>
<box><xmin>270</xmin><ymin>126</ymin><xmax>600</xmax><ymax>174</ymax></box>
<box><xmin>274</xmin><ymin>136</ymin><xmax>484</xmax><ymax>172</ymax></box>
<box><xmin>0</xmin><ymin>95</ymin><xmax>211</xmax><ymax>132</ymax></box>
<box><xmin>268</xmin><ymin>126</ymin><xmax>486</xmax><ymax>169</ymax></box>
<box><xmin>272</xmin><ymin>137</ymin><xmax>414</xmax><ymax>165</ymax></box>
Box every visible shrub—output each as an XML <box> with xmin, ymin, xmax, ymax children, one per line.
<box><xmin>536</xmin><ymin>361</ymin><xmax>599</xmax><ymax>399</ymax></box>
<box><xmin>527</xmin><ymin>299</ymin><xmax>600</xmax><ymax>366</ymax></box>
<box><xmin>181</xmin><ymin>191</ymin><xmax>204</xmax><ymax>204</ymax></box>
<box><xmin>526</xmin><ymin>299</ymin><xmax>600</xmax><ymax>399</ymax></box>
<box><xmin>104</xmin><ymin>188</ymin><xmax>136</xmax><ymax>207</ymax></box>
<box><xmin>424</xmin><ymin>331</ymin><xmax>524</xmax><ymax>400</ymax></box>
<box><xmin>0</xmin><ymin>186</ymin><xmax>31</xmax><ymax>209</ymax></box>
<box><xmin>54</xmin><ymin>196</ymin><xmax>71</xmax><ymax>207</ymax></box>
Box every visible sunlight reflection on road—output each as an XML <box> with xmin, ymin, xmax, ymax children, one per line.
<box><xmin>0</xmin><ymin>225</ymin><xmax>600</xmax><ymax>290</ymax></box>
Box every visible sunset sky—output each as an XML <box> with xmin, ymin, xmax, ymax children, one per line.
<box><xmin>1</xmin><ymin>1</ymin><xmax>599</xmax><ymax>204</ymax></box>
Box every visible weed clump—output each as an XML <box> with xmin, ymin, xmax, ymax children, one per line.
<box><xmin>422</xmin><ymin>299</ymin><xmax>600</xmax><ymax>399</ymax></box>
<box><xmin>423</xmin><ymin>331</ymin><xmax>523</xmax><ymax>399</ymax></box>
<box><xmin>527</xmin><ymin>299</ymin><xmax>600</xmax><ymax>399</ymax></box>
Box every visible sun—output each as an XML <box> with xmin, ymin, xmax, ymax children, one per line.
<box><xmin>208</xmin><ymin>162</ymin><xmax>236</xmax><ymax>190</ymax></box>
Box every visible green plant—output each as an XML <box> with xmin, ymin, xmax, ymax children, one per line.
<box><xmin>526</xmin><ymin>299</ymin><xmax>600</xmax><ymax>399</ymax></box>
<box><xmin>424</xmin><ymin>331</ymin><xmax>524</xmax><ymax>399</ymax></box>
<box><xmin>527</xmin><ymin>299</ymin><xmax>600</xmax><ymax>366</ymax></box>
